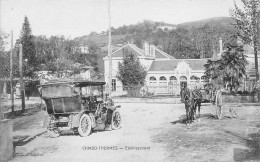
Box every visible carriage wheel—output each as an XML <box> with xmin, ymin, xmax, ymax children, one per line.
<box><xmin>111</xmin><ymin>110</ymin><xmax>121</xmax><ymax>130</ymax></box>
<box><xmin>78</xmin><ymin>114</ymin><xmax>92</xmax><ymax>137</ymax></box>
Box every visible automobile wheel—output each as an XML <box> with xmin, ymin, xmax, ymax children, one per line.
<box><xmin>48</xmin><ymin>129</ymin><xmax>60</xmax><ymax>138</ymax></box>
<box><xmin>78</xmin><ymin>114</ymin><xmax>92</xmax><ymax>137</ymax></box>
<box><xmin>111</xmin><ymin>110</ymin><xmax>121</xmax><ymax>130</ymax></box>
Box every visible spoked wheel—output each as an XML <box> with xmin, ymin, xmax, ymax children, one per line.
<box><xmin>111</xmin><ymin>110</ymin><xmax>121</xmax><ymax>130</ymax></box>
<box><xmin>48</xmin><ymin>129</ymin><xmax>60</xmax><ymax>138</ymax></box>
<box><xmin>78</xmin><ymin>114</ymin><xmax>92</xmax><ymax>137</ymax></box>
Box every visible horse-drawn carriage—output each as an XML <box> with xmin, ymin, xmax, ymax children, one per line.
<box><xmin>38</xmin><ymin>79</ymin><xmax>121</xmax><ymax>137</ymax></box>
<box><xmin>180</xmin><ymin>84</ymin><xmax>217</xmax><ymax>124</ymax></box>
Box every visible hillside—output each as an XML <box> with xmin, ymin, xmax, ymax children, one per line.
<box><xmin>75</xmin><ymin>17</ymin><xmax>236</xmax><ymax>49</ymax></box>
<box><xmin>178</xmin><ymin>17</ymin><xmax>236</xmax><ymax>29</ymax></box>
<box><xmin>75</xmin><ymin>16</ymin><xmax>238</xmax><ymax>60</ymax></box>
<box><xmin>73</xmin><ymin>17</ymin><xmax>239</xmax><ymax>79</ymax></box>
<box><xmin>75</xmin><ymin>34</ymin><xmax>126</xmax><ymax>47</ymax></box>
<box><xmin>75</xmin><ymin>20</ymin><xmax>176</xmax><ymax>48</ymax></box>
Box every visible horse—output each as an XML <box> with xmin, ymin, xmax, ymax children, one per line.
<box><xmin>180</xmin><ymin>87</ymin><xmax>202</xmax><ymax>124</ymax></box>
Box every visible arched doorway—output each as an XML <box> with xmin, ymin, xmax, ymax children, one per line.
<box><xmin>169</xmin><ymin>76</ymin><xmax>177</xmax><ymax>95</ymax></box>
<box><xmin>180</xmin><ymin>76</ymin><xmax>187</xmax><ymax>89</ymax></box>
<box><xmin>148</xmin><ymin>76</ymin><xmax>157</xmax><ymax>94</ymax></box>
<box><xmin>158</xmin><ymin>76</ymin><xmax>167</xmax><ymax>93</ymax></box>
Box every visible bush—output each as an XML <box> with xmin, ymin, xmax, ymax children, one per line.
<box><xmin>124</xmin><ymin>85</ymin><xmax>142</xmax><ymax>97</ymax></box>
<box><xmin>242</xmin><ymin>91</ymin><xmax>249</xmax><ymax>95</ymax></box>
<box><xmin>236</xmin><ymin>91</ymin><xmax>243</xmax><ymax>95</ymax></box>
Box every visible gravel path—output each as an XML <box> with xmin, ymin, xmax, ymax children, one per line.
<box><xmin>11</xmin><ymin>103</ymin><xmax>260</xmax><ymax>162</ymax></box>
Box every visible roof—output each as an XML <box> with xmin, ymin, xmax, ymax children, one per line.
<box><xmin>104</xmin><ymin>43</ymin><xmax>174</xmax><ymax>59</ymax></box>
<box><xmin>155</xmin><ymin>49</ymin><xmax>175</xmax><ymax>59</ymax></box>
<box><xmin>39</xmin><ymin>78</ymin><xmax>106</xmax><ymax>87</ymax></box>
<box><xmin>104</xmin><ymin>44</ymin><xmax>145</xmax><ymax>58</ymax></box>
<box><xmin>148</xmin><ymin>59</ymin><xmax>209</xmax><ymax>71</ymax></box>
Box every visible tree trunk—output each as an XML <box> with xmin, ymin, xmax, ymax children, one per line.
<box><xmin>256</xmin><ymin>8</ymin><xmax>260</xmax><ymax>102</ymax></box>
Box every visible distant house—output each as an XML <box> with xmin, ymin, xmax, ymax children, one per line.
<box><xmin>78</xmin><ymin>66</ymin><xmax>93</xmax><ymax>80</ymax></box>
<box><xmin>79</xmin><ymin>44</ymin><xmax>89</xmax><ymax>54</ymax></box>
<box><xmin>103</xmin><ymin>40</ymin><xmax>260</xmax><ymax>96</ymax></box>
<box><xmin>157</xmin><ymin>25</ymin><xmax>176</xmax><ymax>31</ymax></box>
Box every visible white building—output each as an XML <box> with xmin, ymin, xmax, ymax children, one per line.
<box><xmin>79</xmin><ymin>44</ymin><xmax>89</xmax><ymax>54</ymax></box>
<box><xmin>103</xmin><ymin>41</ymin><xmax>260</xmax><ymax>96</ymax></box>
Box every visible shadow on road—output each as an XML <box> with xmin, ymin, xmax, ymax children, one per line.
<box><xmin>233</xmin><ymin>126</ymin><xmax>260</xmax><ymax>161</ymax></box>
<box><xmin>13</xmin><ymin>131</ymin><xmax>47</xmax><ymax>147</ymax></box>
<box><xmin>170</xmin><ymin>113</ymin><xmax>217</xmax><ymax>125</ymax></box>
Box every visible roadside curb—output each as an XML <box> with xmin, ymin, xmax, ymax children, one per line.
<box><xmin>14</xmin><ymin>129</ymin><xmax>47</xmax><ymax>155</ymax></box>
<box><xmin>14</xmin><ymin>129</ymin><xmax>47</xmax><ymax>145</ymax></box>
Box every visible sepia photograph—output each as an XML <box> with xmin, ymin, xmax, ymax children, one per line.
<box><xmin>0</xmin><ymin>0</ymin><xmax>260</xmax><ymax>162</ymax></box>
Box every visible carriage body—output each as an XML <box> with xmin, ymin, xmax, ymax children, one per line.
<box><xmin>38</xmin><ymin>79</ymin><xmax>121</xmax><ymax>137</ymax></box>
<box><xmin>199</xmin><ymin>88</ymin><xmax>216</xmax><ymax>104</ymax></box>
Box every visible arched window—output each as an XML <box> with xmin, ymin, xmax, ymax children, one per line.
<box><xmin>149</xmin><ymin>76</ymin><xmax>157</xmax><ymax>86</ymax></box>
<box><xmin>149</xmin><ymin>76</ymin><xmax>156</xmax><ymax>81</ymax></box>
<box><xmin>180</xmin><ymin>76</ymin><xmax>187</xmax><ymax>88</ymax></box>
<box><xmin>190</xmin><ymin>75</ymin><xmax>200</xmax><ymax>84</ymax></box>
<box><xmin>159</xmin><ymin>76</ymin><xmax>166</xmax><ymax>81</ymax></box>
<box><xmin>180</xmin><ymin>76</ymin><xmax>187</xmax><ymax>81</ymax></box>
<box><xmin>170</xmin><ymin>76</ymin><xmax>177</xmax><ymax>81</ymax></box>
<box><xmin>190</xmin><ymin>75</ymin><xmax>199</xmax><ymax>80</ymax></box>
<box><xmin>159</xmin><ymin>76</ymin><xmax>167</xmax><ymax>86</ymax></box>
<box><xmin>201</xmin><ymin>76</ymin><xmax>207</xmax><ymax>83</ymax></box>
<box><xmin>169</xmin><ymin>76</ymin><xmax>177</xmax><ymax>84</ymax></box>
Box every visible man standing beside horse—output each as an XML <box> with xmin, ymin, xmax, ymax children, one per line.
<box><xmin>180</xmin><ymin>85</ymin><xmax>202</xmax><ymax>124</ymax></box>
<box><xmin>215</xmin><ymin>87</ymin><xmax>224</xmax><ymax>119</ymax></box>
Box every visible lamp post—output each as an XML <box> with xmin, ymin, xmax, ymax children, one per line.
<box><xmin>10</xmin><ymin>31</ymin><xmax>14</xmax><ymax>118</ymax></box>
<box><xmin>257</xmin><ymin>3</ymin><xmax>260</xmax><ymax>102</ymax></box>
<box><xmin>108</xmin><ymin>0</ymin><xmax>112</xmax><ymax>97</ymax></box>
<box><xmin>19</xmin><ymin>44</ymin><xmax>25</xmax><ymax>113</ymax></box>
<box><xmin>255</xmin><ymin>4</ymin><xmax>260</xmax><ymax>81</ymax></box>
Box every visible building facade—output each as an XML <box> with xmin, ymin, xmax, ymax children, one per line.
<box><xmin>103</xmin><ymin>42</ymin><xmax>260</xmax><ymax>96</ymax></box>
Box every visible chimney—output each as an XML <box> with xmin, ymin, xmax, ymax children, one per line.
<box><xmin>144</xmin><ymin>42</ymin><xmax>150</xmax><ymax>56</ymax></box>
<box><xmin>150</xmin><ymin>45</ymin><xmax>155</xmax><ymax>57</ymax></box>
<box><xmin>219</xmin><ymin>37</ymin><xmax>223</xmax><ymax>54</ymax></box>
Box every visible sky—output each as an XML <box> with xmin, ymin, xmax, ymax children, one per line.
<box><xmin>0</xmin><ymin>0</ymin><xmax>235</xmax><ymax>45</ymax></box>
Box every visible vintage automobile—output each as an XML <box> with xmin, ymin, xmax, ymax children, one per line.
<box><xmin>38</xmin><ymin>79</ymin><xmax>121</xmax><ymax>137</ymax></box>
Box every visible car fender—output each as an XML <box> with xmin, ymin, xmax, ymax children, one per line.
<box><xmin>106</xmin><ymin>105</ymin><xmax>121</xmax><ymax>111</ymax></box>
<box><xmin>71</xmin><ymin>111</ymin><xmax>94</xmax><ymax>128</ymax></box>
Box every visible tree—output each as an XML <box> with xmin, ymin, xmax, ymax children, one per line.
<box><xmin>0</xmin><ymin>31</ymin><xmax>9</xmax><ymax>78</ymax></box>
<box><xmin>19</xmin><ymin>16</ymin><xmax>38</xmax><ymax>78</ymax></box>
<box><xmin>230</xmin><ymin>0</ymin><xmax>260</xmax><ymax>81</ymax></box>
<box><xmin>204</xmin><ymin>44</ymin><xmax>248</xmax><ymax>91</ymax></box>
<box><xmin>164</xmin><ymin>25</ymin><xmax>236</xmax><ymax>59</ymax></box>
<box><xmin>33</xmin><ymin>35</ymin><xmax>102</xmax><ymax>79</ymax></box>
<box><xmin>117</xmin><ymin>49</ymin><xmax>147</xmax><ymax>96</ymax></box>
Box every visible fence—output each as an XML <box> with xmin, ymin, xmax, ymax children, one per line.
<box><xmin>147</xmin><ymin>83</ymin><xmax>202</xmax><ymax>96</ymax></box>
<box><xmin>0</xmin><ymin>78</ymin><xmax>40</xmax><ymax>100</ymax></box>
<box><xmin>111</xmin><ymin>80</ymin><xmax>258</xmax><ymax>97</ymax></box>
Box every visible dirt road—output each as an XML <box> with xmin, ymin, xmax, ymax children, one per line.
<box><xmin>11</xmin><ymin>103</ymin><xmax>260</xmax><ymax>162</ymax></box>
